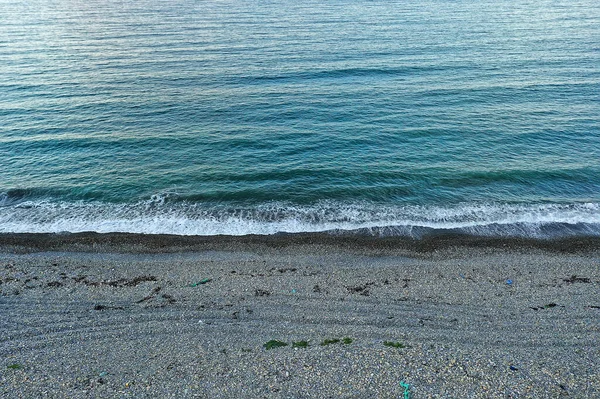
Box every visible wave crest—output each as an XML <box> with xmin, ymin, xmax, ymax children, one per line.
<box><xmin>1</xmin><ymin>200</ymin><xmax>599</xmax><ymax>238</ymax></box>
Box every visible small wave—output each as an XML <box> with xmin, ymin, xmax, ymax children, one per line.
<box><xmin>0</xmin><ymin>200</ymin><xmax>599</xmax><ymax>239</ymax></box>
<box><xmin>239</xmin><ymin>65</ymin><xmax>448</xmax><ymax>85</ymax></box>
<box><xmin>0</xmin><ymin>189</ymin><xmax>35</xmax><ymax>207</ymax></box>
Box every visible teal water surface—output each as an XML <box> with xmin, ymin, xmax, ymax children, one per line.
<box><xmin>1</xmin><ymin>0</ymin><xmax>599</xmax><ymax>236</ymax></box>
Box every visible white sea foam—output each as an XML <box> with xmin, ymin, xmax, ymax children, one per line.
<box><xmin>1</xmin><ymin>200</ymin><xmax>599</xmax><ymax>238</ymax></box>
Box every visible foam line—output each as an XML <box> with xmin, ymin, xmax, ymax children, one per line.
<box><xmin>1</xmin><ymin>199</ymin><xmax>599</xmax><ymax>238</ymax></box>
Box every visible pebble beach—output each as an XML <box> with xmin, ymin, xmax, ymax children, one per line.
<box><xmin>1</xmin><ymin>233</ymin><xmax>599</xmax><ymax>398</ymax></box>
<box><xmin>3</xmin><ymin>0</ymin><xmax>600</xmax><ymax>397</ymax></box>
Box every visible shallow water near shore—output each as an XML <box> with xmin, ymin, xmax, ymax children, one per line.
<box><xmin>1</xmin><ymin>0</ymin><xmax>599</xmax><ymax>237</ymax></box>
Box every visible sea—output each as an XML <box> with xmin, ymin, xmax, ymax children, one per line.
<box><xmin>1</xmin><ymin>0</ymin><xmax>599</xmax><ymax>238</ymax></box>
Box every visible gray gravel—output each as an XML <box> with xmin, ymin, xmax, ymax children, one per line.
<box><xmin>1</xmin><ymin>237</ymin><xmax>599</xmax><ymax>398</ymax></box>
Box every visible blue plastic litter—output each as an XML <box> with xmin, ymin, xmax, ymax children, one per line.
<box><xmin>400</xmin><ymin>381</ymin><xmax>410</xmax><ymax>399</ymax></box>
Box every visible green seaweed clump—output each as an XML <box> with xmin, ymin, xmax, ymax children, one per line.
<box><xmin>383</xmin><ymin>341</ymin><xmax>406</xmax><ymax>348</ymax></box>
<box><xmin>264</xmin><ymin>340</ymin><xmax>288</xmax><ymax>350</ymax></box>
<box><xmin>292</xmin><ymin>341</ymin><xmax>309</xmax><ymax>348</ymax></box>
<box><xmin>7</xmin><ymin>364</ymin><xmax>23</xmax><ymax>370</ymax></box>
<box><xmin>342</xmin><ymin>337</ymin><xmax>353</xmax><ymax>344</ymax></box>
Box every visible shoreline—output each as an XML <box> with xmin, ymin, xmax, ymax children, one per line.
<box><xmin>1</xmin><ymin>233</ymin><xmax>599</xmax><ymax>397</ymax></box>
<box><xmin>1</xmin><ymin>231</ymin><xmax>600</xmax><ymax>255</ymax></box>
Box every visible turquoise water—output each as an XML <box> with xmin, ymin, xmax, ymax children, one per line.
<box><xmin>1</xmin><ymin>0</ymin><xmax>599</xmax><ymax>237</ymax></box>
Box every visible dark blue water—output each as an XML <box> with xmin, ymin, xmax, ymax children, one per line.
<box><xmin>1</xmin><ymin>0</ymin><xmax>599</xmax><ymax>237</ymax></box>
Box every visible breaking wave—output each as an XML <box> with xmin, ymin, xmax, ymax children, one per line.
<box><xmin>1</xmin><ymin>195</ymin><xmax>599</xmax><ymax>239</ymax></box>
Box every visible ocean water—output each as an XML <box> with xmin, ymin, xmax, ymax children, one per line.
<box><xmin>1</xmin><ymin>0</ymin><xmax>599</xmax><ymax>238</ymax></box>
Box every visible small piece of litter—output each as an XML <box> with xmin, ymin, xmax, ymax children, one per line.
<box><xmin>190</xmin><ymin>278</ymin><xmax>212</xmax><ymax>287</ymax></box>
<box><xmin>506</xmin><ymin>279</ymin><xmax>513</xmax><ymax>285</ymax></box>
<box><xmin>510</xmin><ymin>365</ymin><xmax>518</xmax><ymax>371</ymax></box>
<box><xmin>400</xmin><ymin>381</ymin><xmax>410</xmax><ymax>399</ymax></box>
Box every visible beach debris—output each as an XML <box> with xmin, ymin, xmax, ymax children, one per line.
<box><xmin>94</xmin><ymin>304</ymin><xmax>125</xmax><ymax>311</ymax></box>
<box><xmin>161</xmin><ymin>294</ymin><xmax>176</xmax><ymax>305</ymax></box>
<box><xmin>190</xmin><ymin>278</ymin><xmax>212</xmax><ymax>287</ymax></box>
<box><xmin>510</xmin><ymin>365</ymin><xmax>519</xmax><ymax>371</ymax></box>
<box><xmin>290</xmin><ymin>289</ymin><xmax>297</xmax><ymax>294</ymax></box>
<box><xmin>109</xmin><ymin>276</ymin><xmax>157</xmax><ymax>287</ymax></box>
<box><xmin>559</xmin><ymin>384</ymin><xmax>568</xmax><ymax>392</ymax></box>
<box><xmin>136</xmin><ymin>286</ymin><xmax>161</xmax><ymax>303</ymax></box>
<box><xmin>400</xmin><ymin>381</ymin><xmax>411</xmax><ymax>399</ymax></box>
<box><xmin>530</xmin><ymin>303</ymin><xmax>560</xmax><ymax>311</ymax></box>
<box><xmin>292</xmin><ymin>341</ymin><xmax>309</xmax><ymax>348</ymax></box>
<box><xmin>255</xmin><ymin>289</ymin><xmax>271</xmax><ymax>297</ymax></box>
<box><xmin>346</xmin><ymin>282</ymin><xmax>374</xmax><ymax>296</ymax></box>
<box><xmin>383</xmin><ymin>341</ymin><xmax>406</xmax><ymax>348</ymax></box>
<box><xmin>134</xmin><ymin>287</ymin><xmax>176</xmax><ymax>307</ymax></box>
<box><xmin>80</xmin><ymin>275</ymin><xmax>157</xmax><ymax>288</ymax></box>
<box><xmin>264</xmin><ymin>340</ymin><xmax>288</xmax><ymax>350</ymax></box>
<box><xmin>506</xmin><ymin>279</ymin><xmax>513</xmax><ymax>285</ymax></box>
<box><xmin>563</xmin><ymin>275</ymin><xmax>590</xmax><ymax>284</ymax></box>
<box><xmin>271</xmin><ymin>267</ymin><xmax>297</xmax><ymax>273</ymax></box>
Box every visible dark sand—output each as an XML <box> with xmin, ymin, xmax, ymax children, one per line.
<box><xmin>1</xmin><ymin>233</ymin><xmax>599</xmax><ymax>398</ymax></box>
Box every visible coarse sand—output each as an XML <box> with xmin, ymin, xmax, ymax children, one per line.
<box><xmin>1</xmin><ymin>233</ymin><xmax>599</xmax><ymax>398</ymax></box>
